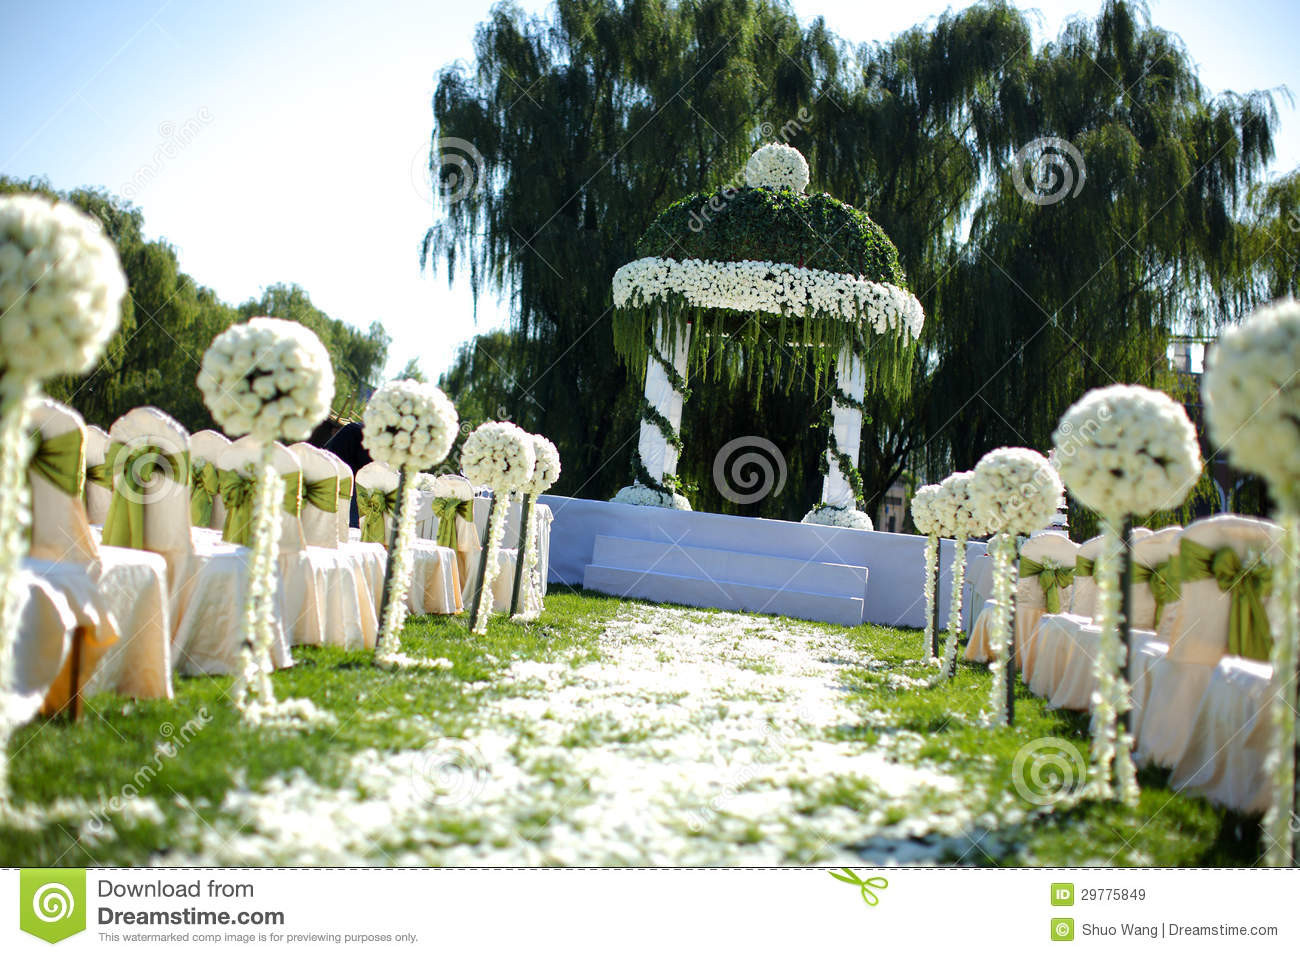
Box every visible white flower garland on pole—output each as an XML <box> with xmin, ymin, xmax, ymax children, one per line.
<box><xmin>911</xmin><ymin>484</ymin><xmax>944</xmax><ymax>663</ymax></box>
<box><xmin>970</xmin><ymin>448</ymin><xmax>1065</xmax><ymax>726</ymax></box>
<box><xmin>362</xmin><ymin>379</ymin><xmax>459</xmax><ymax>664</ymax></box>
<box><xmin>933</xmin><ymin>471</ymin><xmax>985</xmax><ymax>678</ymax></box>
<box><xmin>462</xmin><ymin>422</ymin><xmax>536</xmax><ymax>635</ymax></box>
<box><xmin>1054</xmin><ymin>384</ymin><xmax>1202</xmax><ymax>803</ymax></box>
<box><xmin>0</xmin><ymin>194</ymin><xmax>125</xmax><ymax>809</ymax></box>
<box><xmin>512</xmin><ymin>434</ymin><xmax>561</xmax><ymax>621</ymax></box>
<box><xmin>198</xmin><ymin>317</ymin><xmax>335</xmax><ymax>729</ymax></box>
<box><xmin>1202</xmin><ymin>298</ymin><xmax>1300</xmax><ymax>865</ymax></box>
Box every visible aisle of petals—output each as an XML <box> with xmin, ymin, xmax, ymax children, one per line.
<box><xmin>158</xmin><ymin>605</ymin><xmax>974</xmax><ymax>865</ymax></box>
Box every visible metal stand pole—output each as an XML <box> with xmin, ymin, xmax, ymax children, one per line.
<box><xmin>467</xmin><ymin>494</ymin><xmax>498</xmax><ymax>626</ymax></box>
<box><xmin>376</xmin><ymin>470</ymin><xmax>409</xmax><ymax>641</ymax></box>
<box><xmin>509</xmin><ymin>494</ymin><xmax>533</xmax><ymax>617</ymax></box>
<box><xmin>1119</xmin><ymin>517</ymin><xmax>1135</xmax><ymax>740</ymax></box>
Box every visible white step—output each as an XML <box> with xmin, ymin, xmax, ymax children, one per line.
<box><xmin>590</xmin><ymin>535</ymin><xmax>867</xmax><ymax>596</ymax></box>
<box><xmin>582</xmin><ymin>565</ymin><xmax>865</xmax><ymax>626</ymax></box>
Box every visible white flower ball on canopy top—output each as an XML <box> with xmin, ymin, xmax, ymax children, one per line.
<box><xmin>525</xmin><ymin>434</ymin><xmax>561</xmax><ymax>495</ymax></box>
<box><xmin>1203</xmin><ymin>299</ymin><xmax>1300</xmax><ymax>508</ymax></box>
<box><xmin>1053</xmin><ymin>384</ymin><xmax>1201</xmax><ymax>520</ymax></box>
<box><xmin>971</xmin><ymin>447</ymin><xmax>1064</xmax><ymax>536</ymax></box>
<box><xmin>198</xmin><ymin>318</ymin><xmax>334</xmax><ymax>442</ymax></box>
<box><xmin>0</xmin><ymin>194</ymin><xmax>126</xmax><ymax>388</ymax></box>
<box><xmin>363</xmin><ymin>379</ymin><xmax>458</xmax><ymax>472</ymax></box>
<box><xmin>462</xmin><ymin>421</ymin><xmax>536</xmax><ymax>491</ymax></box>
<box><xmin>911</xmin><ymin>483</ymin><xmax>945</xmax><ymax>536</ymax></box>
<box><xmin>744</xmin><ymin>143</ymin><xmax>810</xmax><ymax>192</ymax></box>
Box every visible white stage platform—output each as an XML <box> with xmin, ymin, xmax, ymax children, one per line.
<box><xmin>539</xmin><ymin>495</ymin><xmax>986</xmax><ymax>629</ymax></box>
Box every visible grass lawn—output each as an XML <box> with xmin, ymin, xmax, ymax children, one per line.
<box><xmin>0</xmin><ymin>589</ymin><xmax>1260</xmax><ymax>866</ymax></box>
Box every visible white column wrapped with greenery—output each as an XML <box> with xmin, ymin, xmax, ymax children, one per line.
<box><xmin>1053</xmin><ymin>384</ymin><xmax>1202</xmax><ymax>803</ymax></box>
<box><xmin>198</xmin><ymin>317</ymin><xmax>336</xmax><ymax>728</ymax></box>
<box><xmin>362</xmin><ymin>379</ymin><xmax>459</xmax><ymax>664</ymax></box>
<box><xmin>512</xmin><ymin>434</ymin><xmax>561</xmax><ymax>621</ymax></box>
<box><xmin>933</xmin><ymin>471</ymin><xmax>986</xmax><ymax>678</ymax></box>
<box><xmin>0</xmin><ymin>194</ymin><xmax>126</xmax><ymax>808</ymax></box>
<box><xmin>462</xmin><ymin>421</ymin><xmax>536</xmax><ymax>635</ymax></box>
<box><xmin>910</xmin><ymin>483</ymin><xmax>945</xmax><ymax>663</ymax></box>
<box><xmin>806</xmin><ymin>349</ymin><xmax>873</xmax><ymax>530</ymax></box>
<box><xmin>1203</xmin><ymin>299</ymin><xmax>1300</xmax><ymax>865</ymax></box>
<box><xmin>970</xmin><ymin>448</ymin><xmax>1064</xmax><ymax>726</ymax></box>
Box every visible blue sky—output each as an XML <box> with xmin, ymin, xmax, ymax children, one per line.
<box><xmin>2</xmin><ymin>0</ymin><xmax>1296</xmax><ymax>381</ymax></box>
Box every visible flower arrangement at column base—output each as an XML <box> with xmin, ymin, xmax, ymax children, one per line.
<box><xmin>801</xmin><ymin>503</ymin><xmax>874</xmax><ymax>530</ymax></box>
<box><xmin>1203</xmin><ymin>299</ymin><xmax>1300</xmax><ymax>864</ymax></box>
<box><xmin>463</xmin><ymin>422</ymin><xmax>536</xmax><ymax>635</ymax></box>
<box><xmin>1054</xmin><ymin>384</ymin><xmax>1202</xmax><ymax>803</ymax></box>
<box><xmin>1</xmin><ymin>194</ymin><xmax>126</xmax><ymax>805</ymax></box>
<box><xmin>361</xmin><ymin>380</ymin><xmax>459</xmax><ymax>665</ymax></box>
<box><xmin>198</xmin><ymin>317</ymin><xmax>336</xmax><ymax>729</ymax></box>
<box><xmin>612</xmin><ymin>482</ymin><xmax>692</xmax><ymax>510</ymax></box>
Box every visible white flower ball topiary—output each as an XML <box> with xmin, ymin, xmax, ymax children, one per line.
<box><xmin>934</xmin><ymin>471</ymin><xmax>985</xmax><ymax>539</ymax></box>
<box><xmin>1203</xmin><ymin>299</ymin><xmax>1300</xmax><ymax>508</ymax></box>
<box><xmin>0</xmin><ymin>194</ymin><xmax>127</xmax><ymax>388</ymax></box>
<box><xmin>362</xmin><ymin>379</ymin><xmax>459</xmax><ymax>472</ymax></box>
<box><xmin>744</xmin><ymin>143</ymin><xmax>810</xmax><ymax>192</ymax></box>
<box><xmin>1053</xmin><ymin>384</ymin><xmax>1202</xmax><ymax>520</ymax></box>
<box><xmin>461</xmin><ymin>421</ymin><xmax>536</xmax><ymax>491</ymax></box>
<box><xmin>524</xmin><ymin>434</ymin><xmax>561</xmax><ymax>495</ymax></box>
<box><xmin>197</xmin><ymin>317</ymin><xmax>335</xmax><ymax>442</ymax></box>
<box><xmin>970</xmin><ymin>447</ymin><xmax>1064</xmax><ymax>536</ymax></box>
<box><xmin>911</xmin><ymin>483</ymin><xmax>945</xmax><ymax>536</ymax></box>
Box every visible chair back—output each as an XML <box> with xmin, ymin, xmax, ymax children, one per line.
<box><xmin>1015</xmin><ymin>532</ymin><xmax>1078</xmax><ymax>613</ymax></box>
<box><xmin>356</xmin><ymin>461</ymin><xmax>399</xmax><ymax>544</ymax></box>
<box><xmin>290</xmin><ymin>442</ymin><xmax>343</xmax><ymax>548</ymax></box>
<box><xmin>84</xmin><ymin>424</ymin><xmax>112</xmax><ymax>525</ymax></box>
<box><xmin>1068</xmin><ymin>535</ymin><xmax>1105</xmax><ymax>618</ymax></box>
<box><xmin>26</xmin><ymin>398</ymin><xmax>99</xmax><ymax>566</ymax></box>
<box><xmin>1130</xmin><ymin>526</ymin><xmax>1182</xmax><ymax>631</ymax></box>
<box><xmin>106</xmin><ymin>406</ymin><xmax>192</xmax><ymax>560</ymax></box>
<box><xmin>221</xmin><ymin>437</ymin><xmax>306</xmax><ymax>551</ymax></box>
<box><xmin>190</xmin><ymin>429</ymin><xmax>232</xmax><ymax>530</ymax></box>
<box><xmin>1167</xmin><ymin>515</ymin><xmax>1279</xmax><ymax>664</ymax></box>
<box><xmin>315</xmin><ymin>446</ymin><xmax>352</xmax><ymax>543</ymax></box>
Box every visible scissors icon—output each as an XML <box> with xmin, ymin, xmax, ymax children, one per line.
<box><xmin>829</xmin><ymin>868</ymin><xmax>889</xmax><ymax>906</ymax></box>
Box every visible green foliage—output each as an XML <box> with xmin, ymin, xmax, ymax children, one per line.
<box><xmin>0</xmin><ymin>177</ymin><xmax>387</xmax><ymax>432</ymax></box>
<box><xmin>635</xmin><ymin>187</ymin><xmax>907</xmax><ymax>282</ymax></box>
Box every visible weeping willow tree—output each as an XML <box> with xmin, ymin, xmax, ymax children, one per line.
<box><xmin>426</xmin><ymin>0</ymin><xmax>1287</xmax><ymax>517</ymax></box>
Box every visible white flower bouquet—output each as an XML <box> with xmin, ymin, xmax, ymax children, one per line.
<box><xmin>362</xmin><ymin>379</ymin><xmax>458</xmax><ymax>473</ymax></box>
<box><xmin>935</xmin><ymin>471</ymin><xmax>984</xmax><ymax>677</ymax></box>
<box><xmin>512</xmin><ymin>434</ymin><xmax>562</xmax><ymax>620</ymax></box>
<box><xmin>463</xmin><ymin>422</ymin><xmax>536</xmax><ymax>635</ymax></box>
<box><xmin>611</xmin><ymin>483</ymin><xmax>693</xmax><ymax>511</ymax></box>
<box><xmin>801</xmin><ymin>503</ymin><xmax>874</xmax><ymax>530</ymax></box>
<box><xmin>911</xmin><ymin>483</ymin><xmax>946</xmax><ymax>662</ymax></box>
<box><xmin>743</xmin><ymin>143</ymin><xmax>810</xmax><ymax>192</ymax></box>
<box><xmin>197</xmin><ymin>317</ymin><xmax>334</xmax><ymax>442</ymax></box>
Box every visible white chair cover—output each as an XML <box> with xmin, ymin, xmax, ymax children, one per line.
<box><xmin>1118</xmin><ymin>527</ymin><xmax>1183</xmax><ymax>739</ymax></box>
<box><xmin>27</xmin><ymin>399</ymin><xmax>172</xmax><ymax>701</ymax></box>
<box><xmin>964</xmin><ymin>552</ymin><xmax>994</xmax><ymax>636</ymax></box>
<box><xmin>1026</xmin><ymin>534</ymin><xmax>1105</xmax><ymax>699</ymax></box>
<box><xmin>966</xmin><ymin>532</ymin><xmax>1077</xmax><ymax>667</ymax></box>
<box><xmin>356</xmin><ymin>461</ymin><xmax>399</xmax><ymax>542</ymax></box>
<box><xmin>318</xmin><ymin>447</ymin><xmax>353</xmax><ymax>544</ymax></box>
<box><xmin>1135</xmin><ymin>515</ymin><xmax>1279</xmax><ymax>769</ymax></box>
<box><xmin>290</xmin><ymin>442</ymin><xmax>345</xmax><ymax>549</ymax></box>
<box><xmin>190</xmin><ymin>429</ymin><xmax>232</xmax><ymax>531</ymax></box>
<box><xmin>84</xmin><ymin>424</ymin><xmax>112</xmax><ymax>526</ymax></box>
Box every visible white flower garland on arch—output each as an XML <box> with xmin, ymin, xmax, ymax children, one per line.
<box><xmin>362</xmin><ymin>380</ymin><xmax>459</xmax><ymax>663</ymax></box>
<box><xmin>613</xmin><ymin>257</ymin><xmax>925</xmax><ymax>340</ymax></box>
<box><xmin>463</xmin><ymin>422</ymin><xmax>536</xmax><ymax>635</ymax></box>
<box><xmin>199</xmin><ymin>318</ymin><xmax>335</xmax><ymax>729</ymax></box>
<box><xmin>1</xmin><ymin>194</ymin><xmax>126</xmax><ymax>807</ymax></box>
<box><xmin>1053</xmin><ymin>384</ymin><xmax>1201</xmax><ymax>803</ymax></box>
<box><xmin>970</xmin><ymin>448</ymin><xmax>1064</xmax><ymax>725</ymax></box>
<box><xmin>1203</xmin><ymin>298</ymin><xmax>1300</xmax><ymax>864</ymax></box>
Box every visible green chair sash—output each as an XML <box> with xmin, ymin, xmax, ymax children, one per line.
<box><xmin>101</xmin><ymin>441</ymin><xmax>190</xmax><ymax>550</ymax></box>
<box><xmin>431</xmin><ymin>496</ymin><xmax>474</xmax><ymax>550</ymax></box>
<box><xmin>1178</xmin><ymin>538</ymin><xmax>1272</xmax><ymax>661</ymax></box>
<box><xmin>30</xmin><ymin>428</ymin><xmax>85</xmax><ymax>498</ymax></box>
<box><xmin>282</xmin><ymin>471</ymin><xmax>303</xmax><ymax>517</ymax></box>
<box><xmin>190</xmin><ymin>458</ymin><xmax>219</xmax><ymax>527</ymax></box>
<box><xmin>85</xmin><ymin>461</ymin><xmax>112</xmax><ymax>493</ymax></box>
<box><xmin>1017</xmin><ymin>556</ymin><xmax>1074</xmax><ymax>614</ymax></box>
<box><xmin>218</xmin><ymin>468</ymin><xmax>257</xmax><ymax>546</ymax></box>
<box><xmin>1132</xmin><ymin>556</ymin><xmax>1181</xmax><ymax>628</ymax></box>
<box><xmin>339</xmin><ymin>475</ymin><xmax>353</xmax><ymax>502</ymax></box>
<box><xmin>303</xmin><ymin>475</ymin><xmax>339</xmax><ymax>513</ymax></box>
<box><xmin>1075</xmin><ymin>556</ymin><xmax>1095</xmax><ymax>578</ymax></box>
<box><xmin>357</xmin><ymin>486</ymin><xmax>397</xmax><ymax>544</ymax></box>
